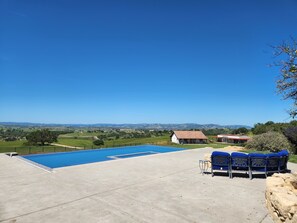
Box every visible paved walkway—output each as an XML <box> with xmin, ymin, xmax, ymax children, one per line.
<box><xmin>0</xmin><ymin>148</ymin><xmax>296</xmax><ymax>223</ymax></box>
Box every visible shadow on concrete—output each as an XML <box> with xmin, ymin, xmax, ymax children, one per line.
<box><xmin>208</xmin><ymin>172</ymin><xmax>230</xmax><ymax>178</ymax></box>
<box><xmin>230</xmin><ymin>172</ymin><xmax>251</xmax><ymax>179</ymax></box>
<box><xmin>204</xmin><ymin>171</ymin><xmax>268</xmax><ymax>179</ymax></box>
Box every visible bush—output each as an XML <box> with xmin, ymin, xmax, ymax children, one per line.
<box><xmin>245</xmin><ymin>131</ymin><xmax>292</xmax><ymax>153</ymax></box>
<box><xmin>93</xmin><ymin>139</ymin><xmax>104</xmax><ymax>146</ymax></box>
<box><xmin>283</xmin><ymin>127</ymin><xmax>297</xmax><ymax>154</ymax></box>
<box><xmin>4</xmin><ymin>137</ymin><xmax>18</xmax><ymax>141</ymax></box>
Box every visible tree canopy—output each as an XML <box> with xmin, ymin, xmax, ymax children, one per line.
<box><xmin>231</xmin><ymin>127</ymin><xmax>249</xmax><ymax>135</ymax></box>
<box><xmin>26</xmin><ymin>129</ymin><xmax>58</xmax><ymax>145</ymax></box>
<box><xmin>250</xmin><ymin>121</ymin><xmax>297</xmax><ymax>154</ymax></box>
<box><xmin>93</xmin><ymin>139</ymin><xmax>104</xmax><ymax>146</ymax></box>
<box><xmin>272</xmin><ymin>38</ymin><xmax>297</xmax><ymax>117</ymax></box>
<box><xmin>252</xmin><ymin>120</ymin><xmax>297</xmax><ymax>135</ymax></box>
<box><xmin>0</xmin><ymin>128</ymin><xmax>26</xmax><ymax>141</ymax></box>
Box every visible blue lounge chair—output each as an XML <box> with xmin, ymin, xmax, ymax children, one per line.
<box><xmin>211</xmin><ymin>151</ymin><xmax>231</xmax><ymax>178</ymax></box>
<box><xmin>266</xmin><ymin>153</ymin><xmax>280</xmax><ymax>175</ymax></box>
<box><xmin>230</xmin><ymin>152</ymin><xmax>249</xmax><ymax>178</ymax></box>
<box><xmin>278</xmin><ymin>150</ymin><xmax>289</xmax><ymax>172</ymax></box>
<box><xmin>248</xmin><ymin>153</ymin><xmax>267</xmax><ymax>179</ymax></box>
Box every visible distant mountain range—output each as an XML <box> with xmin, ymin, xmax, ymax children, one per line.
<box><xmin>0</xmin><ymin>122</ymin><xmax>251</xmax><ymax>130</ymax></box>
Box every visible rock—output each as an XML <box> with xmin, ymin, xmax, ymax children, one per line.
<box><xmin>291</xmin><ymin>181</ymin><xmax>297</xmax><ymax>190</ymax></box>
<box><xmin>291</xmin><ymin>214</ymin><xmax>297</xmax><ymax>223</ymax></box>
<box><xmin>289</xmin><ymin>206</ymin><xmax>297</xmax><ymax>214</ymax></box>
<box><xmin>267</xmin><ymin>176</ymin><xmax>285</xmax><ymax>189</ymax></box>
<box><xmin>266</xmin><ymin>172</ymin><xmax>297</xmax><ymax>223</ymax></box>
<box><xmin>272</xmin><ymin>189</ymin><xmax>297</xmax><ymax>216</ymax></box>
<box><xmin>288</xmin><ymin>212</ymin><xmax>292</xmax><ymax>219</ymax></box>
<box><xmin>279</xmin><ymin>216</ymin><xmax>285</xmax><ymax>221</ymax></box>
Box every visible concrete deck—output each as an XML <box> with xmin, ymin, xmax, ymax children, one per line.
<box><xmin>0</xmin><ymin>148</ymin><xmax>296</xmax><ymax>223</ymax></box>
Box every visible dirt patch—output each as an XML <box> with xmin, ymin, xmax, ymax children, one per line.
<box><xmin>217</xmin><ymin>146</ymin><xmax>245</xmax><ymax>152</ymax></box>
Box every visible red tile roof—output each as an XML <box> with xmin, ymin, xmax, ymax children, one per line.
<box><xmin>173</xmin><ymin>131</ymin><xmax>208</xmax><ymax>140</ymax></box>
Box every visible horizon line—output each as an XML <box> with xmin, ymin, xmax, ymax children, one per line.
<box><xmin>0</xmin><ymin>121</ymin><xmax>252</xmax><ymax>126</ymax></box>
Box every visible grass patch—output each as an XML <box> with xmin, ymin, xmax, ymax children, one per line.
<box><xmin>0</xmin><ymin>146</ymin><xmax>60</xmax><ymax>155</ymax></box>
<box><xmin>57</xmin><ymin>135</ymin><xmax>171</xmax><ymax>148</ymax></box>
<box><xmin>104</xmin><ymin>136</ymin><xmax>170</xmax><ymax>147</ymax></box>
<box><xmin>289</xmin><ymin>154</ymin><xmax>297</xmax><ymax>163</ymax></box>
<box><xmin>57</xmin><ymin>136</ymin><xmax>235</xmax><ymax>150</ymax></box>
<box><xmin>0</xmin><ymin>139</ymin><xmax>76</xmax><ymax>155</ymax></box>
<box><xmin>57</xmin><ymin>138</ymin><xmax>94</xmax><ymax>147</ymax></box>
<box><xmin>0</xmin><ymin>140</ymin><xmax>26</xmax><ymax>147</ymax></box>
<box><xmin>60</xmin><ymin>132</ymin><xmax>99</xmax><ymax>137</ymax></box>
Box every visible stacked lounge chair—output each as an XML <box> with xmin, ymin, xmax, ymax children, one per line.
<box><xmin>211</xmin><ymin>151</ymin><xmax>231</xmax><ymax>178</ymax></box>
<box><xmin>210</xmin><ymin>149</ymin><xmax>290</xmax><ymax>179</ymax></box>
<box><xmin>230</xmin><ymin>152</ymin><xmax>249</xmax><ymax>178</ymax></box>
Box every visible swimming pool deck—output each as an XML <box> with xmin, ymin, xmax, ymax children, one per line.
<box><xmin>0</xmin><ymin>148</ymin><xmax>296</xmax><ymax>223</ymax></box>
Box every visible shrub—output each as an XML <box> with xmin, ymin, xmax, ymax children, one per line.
<box><xmin>93</xmin><ymin>139</ymin><xmax>104</xmax><ymax>146</ymax></box>
<box><xmin>4</xmin><ymin>136</ymin><xmax>18</xmax><ymax>141</ymax></box>
<box><xmin>245</xmin><ymin>131</ymin><xmax>292</xmax><ymax>153</ymax></box>
<box><xmin>283</xmin><ymin>127</ymin><xmax>297</xmax><ymax>154</ymax></box>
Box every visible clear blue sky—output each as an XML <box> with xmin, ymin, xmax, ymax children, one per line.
<box><xmin>1</xmin><ymin>0</ymin><xmax>297</xmax><ymax>126</ymax></box>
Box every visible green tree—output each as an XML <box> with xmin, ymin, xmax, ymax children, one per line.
<box><xmin>251</xmin><ymin>121</ymin><xmax>283</xmax><ymax>135</ymax></box>
<box><xmin>272</xmin><ymin>38</ymin><xmax>297</xmax><ymax>117</ymax></box>
<box><xmin>93</xmin><ymin>139</ymin><xmax>104</xmax><ymax>146</ymax></box>
<box><xmin>26</xmin><ymin>129</ymin><xmax>58</xmax><ymax>145</ymax></box>
<box><xmin>252</xmin><ymin>123</ymin><xmax>269</xmax><ymax>135</ymax></box>
<box><xmin>232</xmin><ymin>127</ymin><xmax>249</xmax><ymax>135</ymax></box>
<box><xmin>0</xmin><ymin>128</ymin><xmax>26</xmax><ymax>141</ymax></box>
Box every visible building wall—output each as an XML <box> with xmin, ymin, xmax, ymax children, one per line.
<box><xmin>180</xmin><ymin>139</ymin><xmax>207</xmax><ymax>144</ymax></box>
<box><xmin>217</xmin><ymin>137</ymin><xmax>249</xmax><ymax>144</ymax></box>
<box><xmin>171</xmin><ymin>134</ymin><xmax>180</xmax><ymax>144</ymax></box>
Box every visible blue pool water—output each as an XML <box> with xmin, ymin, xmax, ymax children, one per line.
<box><xmin>22</xmin><ymin>145</ymin><xmax>184</xmax><ymax>169</ymax></box>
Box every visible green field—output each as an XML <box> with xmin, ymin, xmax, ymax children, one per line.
<box><xmin>59</xmin><ymin>132</ymin><xmax>100</xmax><ymax>137</ymax></box>
<box><xmin>289</xmin><ymin>155</ymin><xmax>297</xmax><ymax>163</ymax></box>
<box><xmin>57</xmin><ymin>138</ymin><xmax>95</xmax><ymax>147</ymax></box>
<box><xmin>0</xmin><ymin>139</ymin><xmax>75</xmax><ymax>155</ymax></box>
<box><xmin>0</xmin><ymin>145</ymin><xmax>63</xmax><ymax>155</ymax></box>
<box><xmin>0</xmin><ymin>140</ymin><xmax>26</xmax><ymax>147</ymax></box>
<box><xmin>58</xmin><ymin>135</ymin><xmax>171</xmax><ymax>148</ymax></box>
<box><xmin>57</xmin><ymin>136</ymin><xmax>234</xmax><ymax>149</ymax></box>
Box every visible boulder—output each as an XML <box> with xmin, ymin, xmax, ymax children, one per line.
<box><xmin>266</xmin><ymin>173</ymin><xmax>297</xmax><ymax>223</ymax></box>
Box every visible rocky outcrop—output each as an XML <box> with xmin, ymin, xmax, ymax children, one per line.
<box><xmin>266</xmin><ymin>173</ymin><xmax>297</xmax><ymax>223</ymax></box>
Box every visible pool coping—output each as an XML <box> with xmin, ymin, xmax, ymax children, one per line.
<box><xmin>15</xmin><ymin>155</ymin><xmax>54</xmax><ymax>173</ymax></box>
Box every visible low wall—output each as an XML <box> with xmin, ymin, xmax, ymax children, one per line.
<box><xmin>266</xmin><ymin>173</ymin><xmax>297</xmax><ymax>223</ymax></box>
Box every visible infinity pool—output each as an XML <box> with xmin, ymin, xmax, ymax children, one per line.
<box><xmin>21</xmin><ymin>145</ymin><xmax>184</xmax><ymax>169</ymax></box>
